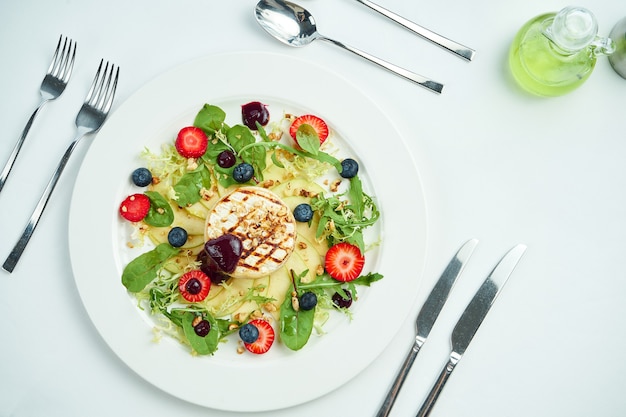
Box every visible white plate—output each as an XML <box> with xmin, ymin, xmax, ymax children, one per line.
<box><xmin>69</xmin><ymin>51</ymin><xmax>428</xmax><ymax>412</ymax></box>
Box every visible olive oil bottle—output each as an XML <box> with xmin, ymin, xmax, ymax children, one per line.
<box><xmin>509</xmin><ymin>6</ymin><xmax>614</xmax><ymax>96</ymax></box>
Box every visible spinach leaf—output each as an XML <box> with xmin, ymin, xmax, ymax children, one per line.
<box><xmin>144</xmin><ymin>191</ymin><xmax>175</xmax><ymax>227</ymax></box>
<box><xmin>122</xmin><ymin>243</ymin><xmax>179</xmax><ymax>292</ymax></box>
<box><xmin>181</xmin><ymin>311</ymin><xmax>221</xmax><ymax>355</ymax></box>
<box><xmin>193</xmin><ymin>104</ymin><xmax>226</xmax><ymax>134</ymax></box>
<box><xmin>173</xmin><ymin>164</ymin><xmax>211</xmax><ymax>206</ymax></box>
<box><xmin>227</xmin><ymin>124</ymin><xmax>266</xmax><ymax>181</ymax></box>
<box><xmin>279</xmin><ymin>283</ymin><xmax>315</xmax><ymax>351</ymax></box>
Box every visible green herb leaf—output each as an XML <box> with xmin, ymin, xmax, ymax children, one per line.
<box><xmin>122</xmin><ymin>243</ymin><xmax>179</xmax><ymax>292</ymax></box>
<box><xmin>144</xmin><ymin>191</ymin><xmax>175</xmax><ymax>227</ymax></box>
<box><xmin>279</xmin><ymin>282</ymin><xmax>315</xmax><ymax>351</ymax></box>
<box><xmin>295</xmin><ymin>124</ymin><xmax>320</xmax><ymax>155</ymax></box>
<box><xmin>351</xmin><ymin>272</ymin><xmax>384</xmax><ymax>286</ymax></box>
<box><xmin>193</xmin><ymin>104</ymin><xmax>226</xmax><ymax>134</ymax></box>
<box><xmin>227</xmin><ymin>124</ymin><xmax>266</xmax><ymax>180</ymax></box>
<box><xmin>173</xmin><ymin>164</ymin><xmax>211</xmax><ymax>206</ymax></box>
<box><xmin>181</xmin><ymin>312</ymin><xmax>221</xmax><ymax>355</ymax></box>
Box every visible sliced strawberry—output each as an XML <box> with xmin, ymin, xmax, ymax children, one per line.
<box><xmin>243</xmin><ymin>319</ymin><xmax>275</xmax><ymax>354</ymax></box>
<box><xmin>175</xmin><ymin>126</ymin><xmax>208</xmax><ymax>158</ymax></box>
<box><xmin>178</xmin><ymin>270</ymin><xmax>211</xmax><ymax>302</ymax></box>
<box><xmin>324</xmin><ymin>242</ymin><xmax>365</xmax><ymax>282</ymax></box>
<box><xmin>119</xmin><ymin>193</ymin><xmax>150</xmax><ymax>222</ymax></box>
<box><xmin>289</xmin><ymin>114</ymin><xmax>329</xmax><ymax>146</ymax></box>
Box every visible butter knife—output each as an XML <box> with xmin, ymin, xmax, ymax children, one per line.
<box><xmin>353</xmin><ymin>0</ymin><xmax>476</xmax><ymax>61</ymax></box>
<box><xmin>376</xmin><ymin>238</ymin><xmax>478</xmax><ymax>417</ymax></box>
<box><xmin>415</xmin><ymin>243</ymin><xmax>527</xmax><ymax>417</ymax></box>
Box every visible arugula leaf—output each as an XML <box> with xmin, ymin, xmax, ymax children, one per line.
<box><xmin>311</xmin><ymin>177</ymin><xmax>380</xmax><ymax>251</ymax></box>
<box><xmin>194</xmin><ymin>104</ymin><xmax>226</xmax><ymax>134</ymax></box>
<box><xmin>279</xmin><ymin>282</ymin><xmax>315</xmax><ymax>351</ymax></box>
<box><xmin>144</xmin><ymin>191</ymin><xmax>175</xmax><ymax>227</ymax></box>
<box><xmin>173</xmin><ymin>164</ymin><xmax>211</xmax><ymax>206</ymax></box>
<box><xmin>295</xmin><ymin>124</ymin><xmax>320</xmax><ymax>155</ymax></box>
<box><xmin>122</xmin><ymin>243</ymin><xmax>179</xmax><ymax>292</ymax></box>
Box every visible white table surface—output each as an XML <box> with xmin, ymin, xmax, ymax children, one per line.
<box><xmin>1</xmin><ymin>0</ymin><xmax>625</xmax><ymax>416</ymax></box>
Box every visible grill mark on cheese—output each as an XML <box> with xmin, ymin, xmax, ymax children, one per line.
<box><xmin>205</xmin><ymin>186</ymin><xmax>296</xmax><ymax>279</ymax></box>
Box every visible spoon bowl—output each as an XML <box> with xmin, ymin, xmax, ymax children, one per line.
<box><xmin>254</xmin><ymin>0</ymin><xmax>444</xmax><ymax>93</ymax></box>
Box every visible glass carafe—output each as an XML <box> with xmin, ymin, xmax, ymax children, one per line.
<box><xmin>509</xmin><ymin>6</ymin><xmax>614</xmax><ymax>96</ymax></box>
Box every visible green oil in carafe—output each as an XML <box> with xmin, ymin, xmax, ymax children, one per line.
<box><xmin>509</xmin><ymin>6</ymin><xmax>614</xmax><ymax>96</ymax></box>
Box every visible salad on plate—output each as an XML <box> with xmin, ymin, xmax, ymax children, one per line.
<box><xmin>118</xmin><ymin>101</ymin><xmax>382</xmax><ymax>356</ymax></box>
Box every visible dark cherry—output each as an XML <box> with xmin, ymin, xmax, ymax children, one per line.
<box><xmin>204</xmin><ymin>234</ymin><xmax>243</xmax><ymax>273</ymax></box>
<box><xmin>196</xmin><ymin>250</ymin><xmax>229</xmax><ymax>284</ymax></box>
<box><xmin>193</xmin><ymin>319</ymin><xmax>211</xmax><ymax>337</ymax></box>
<box><xmin>332</xmin><ymin>290</ymin><xmax>353</xmax><ymax>309</ymax></box>
<box><xmin>241</xmin><ymin>101</ymin><xmax>269</xmax><ymax>130</ymax></box>
<box><xmin>217</xmin><ymin>150</ymin><xmax>236</xmax><ymax>168</ymax></box>
<box><xmin>185</xmin><ymin>278</ymin><xmax>202</xmax><ymax>295</ymax></box>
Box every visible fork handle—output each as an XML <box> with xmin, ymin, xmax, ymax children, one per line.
<box><xmin>376</xmin><ymin>339</ymin><xmax>424</xmax><ymax>417</ymax></box>
<box><xmin>3</xmin><ymin>131</ymin><xmax>84</xmax><ymax>273</ymax></box>
<box><xmin>0</xmin><ymin>99</ymin><xmax>48</xmax><ymax>193</ymax></box>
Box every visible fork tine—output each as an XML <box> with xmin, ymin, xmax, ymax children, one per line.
<box><xmin>88</xmin><ymin>62</ymin><xmax>109</xmax><ymax>107</ymax></box>
<box><xmin>102</xmin><ymin>66</ymin><xmax>120</xmax><ymax>114</ymax></box>
<box><xmin>84</xmin><ymin>59</ymin><xmax>103</xmax><ymax>104</ymax></box>
<box><xmin>47</xmin><ymin>35</ymin><xmax>63</xmax><ymax>74</ymax></box>
<box><xmin>58</xmin><ymin>39</ymin><xmax>77</xmax><ymax>83</ymax></box>
<box><xmin>50</xmin><ymin>36</ymin><xmax>70</xmax><ymax>78</ymax></box>
<box><xmin>95</xmin><ymin>63</ymin><xmax>115</xmax><ymax>110</ymax></box>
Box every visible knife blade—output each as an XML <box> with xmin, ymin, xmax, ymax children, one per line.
<box><xmin>376</xmin><ymin>238</ymin><xmax>479</xmax><ymax>417</ymax></box>
<box><xmin>415</xmin><ymin>243</ymin><xmax>527</xmax><ymax>417</ymax></box>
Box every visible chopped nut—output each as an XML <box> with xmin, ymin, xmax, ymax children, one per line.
<box><xmin>191</xmin><ymin>316</ymin><xmax>203</xmax><ymax>327</ymax></box>
<box><xmin>298</xmin><ymin>241</ymin><xmax>308</xmax><ymax>250</ymax></box>
<box><xmin>187</xmin><ymin>158</ymin><xmax>198</xmax><ymax>171</ymax></box>
<box><xmin>291</xmin><ymin>295</ymin><xmax>300</xmax><ymax>311</ymax></box>
<box><xmin>330</xmin><ymin>179</ymin><xmax>342</xmax><ymax>192</ymax></box>
<box><xmin>228</xmin><ymin>323</ymin><xmax>239</xmax><ymax>331</ymax></box>
<box><xmin>263</xmin><ymin>303</ymin><xmax>277</xmax><ymax>313</ymax></box>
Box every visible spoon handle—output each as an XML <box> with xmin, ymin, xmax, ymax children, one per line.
<box><xmin>320</xmin><ymin>36</ymin><xmax>444</xmax><ymax>93</ymax></box>
<box><xmin>354</xmin><ymin>0</ymin><xmax>475</xmax><ymax>61</ymax></box>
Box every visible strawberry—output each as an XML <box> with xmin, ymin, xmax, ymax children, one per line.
<box><xmin>324</xmin><ymin>242</ymin><xmax>365</xmax><ymax>282</ymax></box>
<box><xmin>243</xmin><ymin>319</ymin><xmax>275</xmax><ymax>354</ymax></box>
<box><xmin>119</xmin><ymin>193</ymin><xmax>150</xmax><ymax>222</ymax></box>
<box><xmin>289</xmin><ymin>115</ymin><xmax>329</xmax><ymax>146</ymax></box>
<box><xmin>175</xmin><ymin>126</ymin><xmax>208</xmax><ymax>158</ymax></box>
<box><xmin>178</xmin><ymin>270</ymin><xmax>211</xmax><ymax>303</ymax></box>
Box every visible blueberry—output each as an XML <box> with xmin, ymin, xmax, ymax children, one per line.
<box><xmin>168</xmin><ymin>226</ymin><xmax>188</xmax><ymax>247</ymax></box>
<box><xmin>299</xmin><ymin>291</ymin><xmax>318</xmax><ymax>311</ymax></box>
<box><xmin>239</xmin><ymin>323</ymin><xmax>259</xmax><ymax>344</ymax></box>
<box><xmin>232</xmin><ymin>162</ymin><xmax>254</xmax><ymax>183</ymax></box>
<box><xmin>340</xmin><ymin>158</ymin><xmax>359</xmax><ymax>179</ymax></box>
<box><xmin>293</xmin><ymin>203</ymin><xmax>313</xmax><ymax>222</ymax></box>
<box><xmin>132</xmin><ymin>167</ymin><xmax>152</xmax><ymax>187</ymax></box>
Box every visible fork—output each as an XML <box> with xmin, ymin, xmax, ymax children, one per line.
<box><xmin>3</xmin><ymin>60</ymin><xmax>119</xmax><ymax>273</ymax></box>
<box><xmin>0</xmin><ymin>35</ymin><xmax>76</xmax><ymax>194</ymax></box>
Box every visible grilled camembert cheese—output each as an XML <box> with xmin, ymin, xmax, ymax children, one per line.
<box><xmin>205</xmin><ymin>186</ymin><xmax>296</xmax><ymax>279</ymax></box>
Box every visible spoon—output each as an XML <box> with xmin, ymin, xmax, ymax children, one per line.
<box><xmin>254</xmin><ymin>0</ymin><xmax>444</xmax><ymax>94</ymax></box>
<box><xmin>353</xmin><ymin>0</ymin><xmax>476</xmax><ymax>62</ymax></box>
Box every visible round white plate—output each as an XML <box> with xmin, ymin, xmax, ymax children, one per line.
<box><xmin>69</xmin><ymin>51</ymin><xmax>428</xmax><ymax>412</ymax></box>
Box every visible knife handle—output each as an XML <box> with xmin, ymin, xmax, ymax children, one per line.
<box><xmin>376</xmin><ymin>339</ymin><xmax>423</xmax><ymax>417</ymax></box>
<box><xmin>415</xmin><ymin>355</ymin><xmax>459</xmax><ymax>417</ymax></box>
